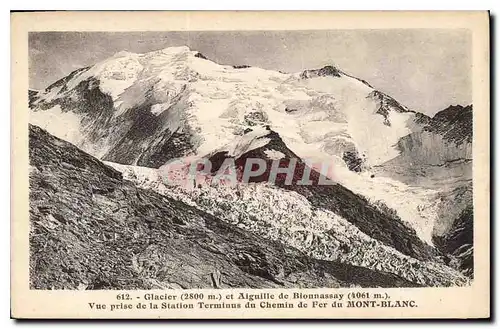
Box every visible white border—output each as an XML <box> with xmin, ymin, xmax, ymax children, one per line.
<box><xmin>4</xmin><ymin>2</ymin><xmax>497</xmax><ymax>328</ymax></box>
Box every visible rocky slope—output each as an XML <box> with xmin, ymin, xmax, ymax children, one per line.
<box><xmin>425</xmin><ymin>105</ymin><xmax>472</xmax><ymax>145</ymax></box>
<box><xmin>30</xmin><ymin>124</ymin><xmax>423</xmax><ymax>289</ymax></box>
<box><xmin>106</xmin><ymin>161</ymin><xmax>468</xmax><ymax>287</ymax></box>
<box><xmin>142</xmin><ymin>125</ymin><xmax>436</xmax><ymax>261</ymax></box>
<box><xmin>29</xmin><ymin>46</ymin><xmax>428</xmax><ymax>169</ymax></box>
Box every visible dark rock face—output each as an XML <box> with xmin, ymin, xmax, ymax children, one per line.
<box><xmin>207</xmin><ymin>128</ymin><xmax>313</xmax><ymax>183</ymax></box>
<box><xmin>243</xmin><ymin>111</ymin><xmax>269</xmax><ymax>126</ymax></box>
<box><xmin>391</xmin><ymin>104</ymin><xmax>472</xmax><ymax>164</ymax></box>
<box><xmin>29</xmin><ymin>124</ymin><xmax>418</xmax><ymax>289</ymax></box>
<box><xmin>414</xmin><ymin>112</ymin><xmax>432</xmax><ymax>126</ymax></box>
<box><xmin>342</xmin><ymin>150</ymin><xmax>365</xmax><ymax>173</ymax></box>
<box><xmin>433</xmin><ymin>205</ymin><xmax>474</xmax><ymax>278</ymax></box>
<box><xmin>100</xmin><ymin>98</ymin><xmax>197</xmax><ymax>167</ymax></box>
<box><xmin>28</xmin><ymin>89</ymin><xmax>39</xmax><ymax>108</ymax></box>
<box><xmin>34</xmin><ymin>76</ymin><xmax>114</xmax><ymax>116</ymax></box>
<box><xmin>300</xmin><ymin>65</ymin><xmax>342</xmax><ymax>79</ymax></box>
<box><xmin>137</xmin><ymin>129</ymin><xmax>195</xmax><ymax>168</ymax></box>
<box><xmin>369</xmin><ymin>90</ymin><xmax>411</xmax><ymax>114</ymax></box>
<box><xmin>388</xmin><ymin>104</ymin><xmax>473</xmax><ymax>168</ymax></box>
<box><xmin>44</xmin><ymin>67</ymin><xmax>91</xmax><ymax>94</ymax></box>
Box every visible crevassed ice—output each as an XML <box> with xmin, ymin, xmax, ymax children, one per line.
<box><xmin>105</xmin><ymin>161</ymin><xmax>468</xmax><ymax>287</ymax></box>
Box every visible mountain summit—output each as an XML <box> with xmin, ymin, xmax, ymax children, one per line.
<box><xmin>30</xmin><ymin>46</ymin><xmax>427</xmax><ymax>170</ymax></box>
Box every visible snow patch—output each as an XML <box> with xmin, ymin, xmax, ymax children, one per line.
<box><xmin>221</xmin><ymin>126</ymin><xmax>272</xmax><ymax>158</ymax></box>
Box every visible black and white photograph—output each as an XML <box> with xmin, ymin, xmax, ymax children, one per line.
<box><xmin>10</xmin><ymin>10</ymin><xmax>490</xmax><ymax>319</ymax></box>
<box><xmin>27</xmin><ymin>28</ymin><xmax>475</xmax><ymax>290</ymax></box>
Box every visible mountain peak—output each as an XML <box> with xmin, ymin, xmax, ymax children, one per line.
<box><xmin>156</xmin><ymin>45</ymin><xmax>193</xmax><ymax>55</ymax></box>
<box><xmin>109</xmin><ymin>46</ymin><xmax>198</xmax><ymax>61</ymax></box>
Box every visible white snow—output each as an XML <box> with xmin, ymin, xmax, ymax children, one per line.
<box><xmin>331</xmin><ymin>164</ymin><xmax>440</xmax><ymax>245</ymax></box>
<box><xmin>219</xmin><ymin>126</ymin><xmax>272</xmax><ymax>157</ymax></box>
<box><xmin>31</xmin><ymin>46</ymin><xmax>446</xmax><ymax>247</ymax></box>
<box><xmin>69</xmin><ymin>52</ymin><xmax>143</xmax><ymax>105</ymax></box>
<box><xmin>264</xmin><ymin>149</ymin><xmax>285</xmax><ymax>160</ymax></box>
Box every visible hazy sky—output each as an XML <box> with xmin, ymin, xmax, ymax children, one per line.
<box><xmin>29</xmin><ymin>30</ymin><xmax>471</xmax><ymax>116</ymax></box>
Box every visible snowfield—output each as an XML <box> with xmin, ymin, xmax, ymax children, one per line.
<box><xmin>105</xmin><ymin>161</ymin><xmax>468</xmax><ymax>287</ymax></box>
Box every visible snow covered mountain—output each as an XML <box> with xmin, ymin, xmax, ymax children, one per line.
<box><xmin>28</xmin><ymin>45</ymin><xmax>474</xmax><ymax>286</ymax></box>
<box><xmin>29</xmin><ymin>46</ymin><xmax>428</xmax><ymax>170</ymax></box>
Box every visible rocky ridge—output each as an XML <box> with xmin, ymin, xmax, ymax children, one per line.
<box><xmin>29</xmin><ymin>124</ymin><xmax>421</xmax><ymax>289</ymax></box>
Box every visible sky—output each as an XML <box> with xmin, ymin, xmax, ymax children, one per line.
<box><xmin>29</xmin><ymin>30</ymin><xmax>472</xmax><ymax>116</ymax></box>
